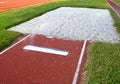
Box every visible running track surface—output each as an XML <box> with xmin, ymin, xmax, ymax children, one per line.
<box><xmin>0</xmin><ymin>35</ymin><xmax>88</xmax><ymax>84</ymax></box>
<box><xmin>0</xmin><ymin>0</ymin><xmax>52</xmax><ymax>11</ymax></box>
<box><xmin>107</xmin><ymin>0</ymin><xmax>120</xmax><ymax>18</ymax></box>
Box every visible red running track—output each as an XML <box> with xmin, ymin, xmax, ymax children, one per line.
<box><xmin>107</xmin><ymin>0</ymin><xmax>120</xmax><ymax>18</ymax></box>
<box><xmin>0</xmin><ymin>35</ymin><xmax>88</xmax><ymax>84</ymax></box>
<box><xmin>0</xmin><ymin>0</ymin><xmax>53</xmax><ymax>11</ymax></box>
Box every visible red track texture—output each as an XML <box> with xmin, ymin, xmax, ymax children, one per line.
<box><xmin>107</xmin><ymin>0</ymin><xmax>120</xmax><ymax>18</ymax></box>
<box><xmin>0</xmin><ymin>35</ymin><xmax>88</xmax><ymax>84</ymax></box>
<box><xmin>0</xmin><ymin>0</ymin><xmax>52</xmax><ymax>11</ymax></box>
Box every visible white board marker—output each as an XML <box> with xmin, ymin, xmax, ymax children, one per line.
<box><xmin>23</xmin><ymin>45</ymin><xmax>69</xmax><ymax>56</ymax></box>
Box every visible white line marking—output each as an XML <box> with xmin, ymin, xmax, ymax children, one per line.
<box><xmin>23</xmin><ymin>45</ymin><xmax>69</xmax><ymax>56</ymax></box>
<box><xmin>0</xmin><ymin>35</ymin><xmax>31</xmax><ymax>55</ymax></box>
<box><xmin>72</xmin><ymin>40</ymin><xmax>87</xmax><ymax>84</ymax></box>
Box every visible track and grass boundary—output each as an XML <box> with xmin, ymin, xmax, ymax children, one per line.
<box><xmin>107</xmin><ymin>0</ymin><xmax>120</xmax><ymax>18</ymax></box>
<box><xmin>0</xmin><ymin>0</ymin><xmax>120</xmax><ymax>84</ymax></box>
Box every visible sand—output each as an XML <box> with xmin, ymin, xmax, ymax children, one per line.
<box><xmin>9</xmin><ymin>7</ymin><xmax>120</xmax><ymax>43</ymax></box>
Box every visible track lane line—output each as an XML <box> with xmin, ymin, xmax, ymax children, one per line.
<box><xmin>72</xmin><ymin>40</ymin><xmax>87</xmax><ymax>84</ymax></box>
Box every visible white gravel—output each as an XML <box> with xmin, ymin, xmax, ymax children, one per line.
<box><xmin>9</xmin><ymin>7</ymin><xmax>120</xmax><ymax>43</ymax></box>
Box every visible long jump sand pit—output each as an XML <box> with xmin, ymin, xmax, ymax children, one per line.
<box><xmin>9</xmin><ymin>7</ymin><xmax>120</xmax><ymax>43</ymax></box>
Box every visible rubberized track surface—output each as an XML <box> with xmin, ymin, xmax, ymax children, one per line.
<box><xmin>0</xmin><ymin>0</ymin><xmax>52</xmax><ymax>11</ymax></box>
<box><xmin>107</xmin><ymin>0</ymin><xmax>120</xmax><ymax>18</ymax></box>
<box><xmin>0</xmin><ymin>35</ymin><xmax>88</xmax><ymax>84</ymax></box>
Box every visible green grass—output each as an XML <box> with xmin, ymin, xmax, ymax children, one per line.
<box><xmin>0</xmin><ymin>30</ymin><xmax>22</xmax><ymax>50</ymax></box>
<box><xmin>0</xmin><ymin>0</ymin><xmax>120</xmax><ymax>84</ymax></box>
<box><xmin>109</xmin><ymin>8</ymin><xmax>120</xmax><ymax>33</ymax></box>
<box><xmin>87</xmin><ymin>42</ymin><xmax>120</xmax><ymax>84</ymax></box>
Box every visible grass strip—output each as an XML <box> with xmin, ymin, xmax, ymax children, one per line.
<box><xmin>87</xmin><ymin>42</ymin><xmax>120</xmax><ymax>84</ymax></box>
<box><xmin>0</xmin><ymin>30</ymin><xmax>22</xmax><ymax>50</ymax></box>
<box><xmin>108</xmin><ymin>8</ymin><xmax>120</xmax><ymax>33</ymax></box>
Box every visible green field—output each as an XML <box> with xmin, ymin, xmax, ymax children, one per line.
<box><xmin>87</xmin><ymin>42</ymin><xmax>120</xmax><ymax>84</ymax></box>
<box><xmin>0</xmin><ymin>0</ymin><xmax>120</xmax><ymax>83</ymax></box>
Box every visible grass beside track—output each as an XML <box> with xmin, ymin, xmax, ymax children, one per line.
<box><xmin>0</xmin><ymin>0</ymin><xmax>120</xmax><ymax>84</ymax></box>
<box><xmin>87</xmin><ymin>42</ymin><xmax>120</xmax><ymax>84</ymax></box>
<box><xmin>0</xmin><ymin>30</ymin><xmax>22</xmax><ymax>50</ymax></box>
